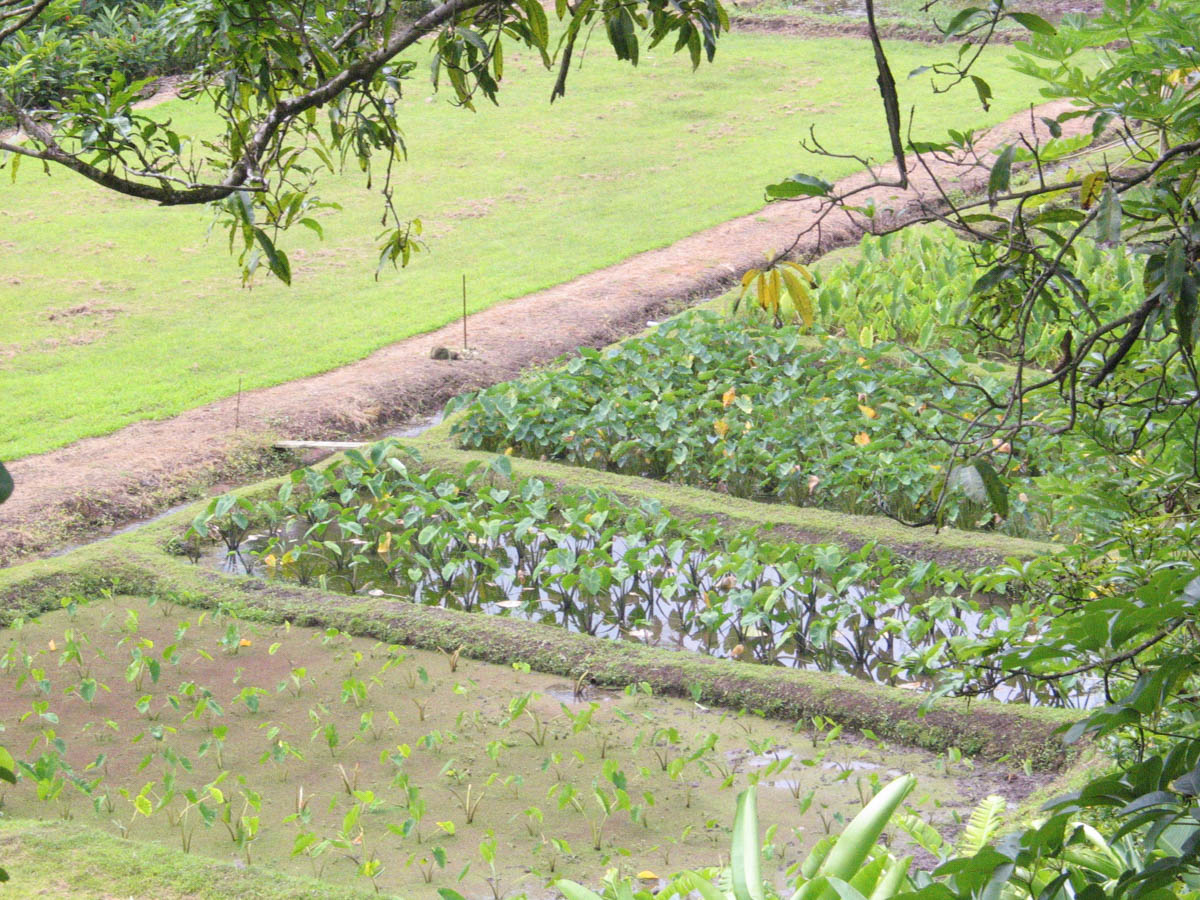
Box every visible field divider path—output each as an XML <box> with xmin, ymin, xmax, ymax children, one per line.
<box><xmin>1</xmin><ymin>99</ymin><xmax>1086</xmax><ymax>563</ymax></box>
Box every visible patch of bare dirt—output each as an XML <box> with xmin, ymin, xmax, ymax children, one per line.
<box><xmin>44</xmin><ymin>304</ymin><xmax>123</xmax><ymax>322</ymax></box>
<box><xmin>0</xmin><ymin>100</ymin><xmax>1089</xmax><ymax>565</ymax></box>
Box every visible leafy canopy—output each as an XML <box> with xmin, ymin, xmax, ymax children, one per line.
<box><xmin>0</xmin><ymin>0</ymin><xmax>728</xmax><ymax>282</ymax></box>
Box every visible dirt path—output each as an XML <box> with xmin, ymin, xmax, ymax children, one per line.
<box><xmin>0</xmin><ymin>100</ymin><xmax>1087</xmax><ymax>565</ymax></box>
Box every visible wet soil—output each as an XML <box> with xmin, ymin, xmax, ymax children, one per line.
<box><xmin>0</xmin><ymin>595</ymin><xmax>1048</xmax><ymax>897</ymax></box>
<box><xmin>0</xmin><ymin>100</ymin><xmax>1089</xmax><ymax>566</ymax></box>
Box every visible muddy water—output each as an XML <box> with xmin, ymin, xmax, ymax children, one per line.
<box><xmin>205</xmin><ymin>529</ymin><xmax>1097</xmax><ymax>709</ymax></box>
<box><xmin>0</xmin><ymin>595</ymin><xmax>1046</xmax><ymax>898</ymax></box>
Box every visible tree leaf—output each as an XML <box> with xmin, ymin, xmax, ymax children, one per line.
<box><xmin>987</xmin><ymin>144</ymin><xmax>1015</xmax><ymax>197</ymax></box>
<box><xmin>1007</xmin><ymin>11</ymin><xmax>1056</xmax><ymax>33</ymax></box>
<box><xmin>1080</xmin><ymin>172</ymin><xmax>1105</xmax><ymax>209</ymax></box>
<box><xmin>1094</xmin><ymin>187</ymin><xmax>1122</xmax><ymax>245</ymax></box>
<box><xmin>766</xmin><ymin>173</ymin><xmax>832</xmax><ymax>199</ymax></box>
<box><xmin>970</xmin><ymin>75</ymin><xmax>992</xmax><ymax>111</ymax></box>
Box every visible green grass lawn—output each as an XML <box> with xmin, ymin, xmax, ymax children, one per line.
<box><xmin>0</xmin><ymin>32</ymin><xmax>1046</xmax><ymax>461</ymax></box>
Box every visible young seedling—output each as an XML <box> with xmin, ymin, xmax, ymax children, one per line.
<box><xmin>439</xmin><ymin>645</ymin><xmax>463</xmax><ymax>672</ymax></box>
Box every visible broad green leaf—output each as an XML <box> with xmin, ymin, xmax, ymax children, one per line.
<box><xmin>987</xmin><ymin>144</ymin><xmax>1015</xmax><ymax>197</ymax></box>
<box><xmin>766</xmin><ymin>173</ymin><xmax>832</xmax><ymax>199</ymax></box>
<box><xmin>1007</xmin><ymin>11</ymin><xmax>1056</xmax><ymax>33</ymax></box>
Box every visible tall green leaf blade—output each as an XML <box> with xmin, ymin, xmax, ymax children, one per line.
<box><xmin>731</xmin><ymin>787</ymin><xmax>766</xmax><ymax>900</ymax></box>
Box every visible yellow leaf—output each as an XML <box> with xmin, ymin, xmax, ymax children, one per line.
<box><xmin>768</xmin><ymin>268</ymin><xmax>782</xmax><ymax>316</ymax></box>
<box><xmin>1165</xmin><ymin>66</ymin><xmax>1200</xmax><ymax>86</ymax></box>
<box><xmin>504</xmin><ymin>447</ymin><xmax>514</xmax><ymax>456</ymax></box>
<box><xmin>854</xmin><ymin>432</ymin><xmax>871</xmax><ymax>446</ymax></box>
<box><xmin>858</xmin><ymin>404</ymin><xmax>877</xmax><ymax>419</ymax></box>
<box><xmin>263</xmin><ymin>553</ymin><xmax>278</xmax><ymax>569</ymax></box>
<box><xmin>378</xmin><ymin>532</ymin><xmax>392</xmax><ymax>554</ymax></box>
<box><xmin>780</xmin><ymin>266</ymin><xmax>815</xmax><ymax>328</ymax></box>
<box><xmin>856</xmin><ymin>356</ymin><xmax>868</xmax><ymax>367</ymax></box>
<box><xmin>49</xmin><ymin>639</ymin><xmax>56</xmax><ymax>651</ymax></box>
<box><xmin>722</xmin><ymin>387</ymin><xmax>736</xmax><ymax>407</ymax></box>
<box><xmin>637</xmin><ymin>871</ymin><xmax>661</xmax><ymax>882</ymax></box>
<box><xmin>239</xmin><ymin>639</ymin><xmax>252</xmax><ymax>647</ymax></box>
<box><xmin>782</xmin><ymin>260</ymin><xmax>816</xmax><ymax>285</ymax></box>
<box><xmin>714</xmin><ymin>419</ymin><xmax>730</xmax><ymax>439</ymax></box>
<box><xmin>740</xmin><ymin>268</ymin><xmax>759</xmax><ymax>290</ymax></box>
<box><xmin>1080</xmin><ymin>171</ymin><xmax>1105</xmax><ymax>209</ymax></box>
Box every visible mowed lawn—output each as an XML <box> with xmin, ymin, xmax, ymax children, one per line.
<box><xmin>0</xmin><ymin>33</ymin><xmax>1045</xmax><ymax>461</ymax></box>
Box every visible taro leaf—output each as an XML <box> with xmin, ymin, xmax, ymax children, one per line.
<box><xmin>1007</xmin><ymin>11</ymin><xmax>1056</xmax><ymax>33</ymax></box>
<box><xmin>766</xmin><ymin>173</ymin><xmax>832</xmax><ymax>199</ymax></box>
<box><xmin>973</xmin><ymin>459</ymin><xmax>1009</xmax><ymax>518</ymax></box>
<box><xmin>437</xmin><ymin>891</ymin><xmax>470</xmax><ymax>900</ymax></box>
<box><xmin>0</xmin><ymin>461</ymin><xmax>11</xmax><ymax>504</ymax></box>
<box><xmin>0</xmin><ymin>745</ymin><xmax>16</xmax><ymax>783</ymax></box>
<box><xmin>489</xmin><ymin>454</ymin><xmax>513</xmax><ymax>479</ymax></box>
<box><xmin>987</xmin><ymin>144</ymin><xmax>1015</xmax><ymax>197</ymax></box>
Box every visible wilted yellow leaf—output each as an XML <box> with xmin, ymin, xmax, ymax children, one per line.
<box><xmin>239</xmin><ymin>639</ymin><xmax>252</xmax><ymax>647</ymax></box>
<box><xmin>714</xmin><ymin>419</ymin><xmax>730</xmax><ymax>438</ymax></box>
<box><xmin>854</xmin><ymin>432</ymin><xmax>871</xmax><ymax>446</ymax></box>
<box><xmin>504</xmin><ymin>447</ymin><xmax>514</xmax><ymax>456</ymax></box>
<box><xmin>637</xmin><ymin>871</ymin><xmax>661</xmax><ymax>882</ymax></box>
<box><xmin>378</xmin><ymin>532</ymin><xmax>392</xmax><ymax>554</ymax></box>
<box><xmin>856</xmin><ymin>356</ymin><xmax>868</xmax><ymax>367</ymax></box>
<box><xmin>722</xmin><ymin>387</ymin><xmax>736</xmax><ymax>407</ymax></box>
<box><xmin>858</xmin><ymin>404</ymin><xmax>877</xmax><ymax>419</ymax></box>
<box><xmin>49</xmin><ymin>639</ymin><xmax>56</xmax><ymax>651</ymax></box>
<box><xmin>263</xmin><ymin>553</ymin><xmax>278</xmax><ymax>569</ymax></box>
<box><xmin>1166</xmin><ymin>67</ymin><xmax>1200</xmax><ymax>85</ymax></box>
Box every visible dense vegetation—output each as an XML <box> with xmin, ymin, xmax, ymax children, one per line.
<box><xmin>189</xmin><ymin>443</ymin><xmax>1099</xmax><ymax>703</ymax></box>
<box><xmin>449</xmin><ymin>304</ymin><xmax>1145</xmax><ymax>540</ymax></box>
<box><xmin>0</xmin><ymin>1</ymin><xmax>199</xmax><ymax>118</ymax></box>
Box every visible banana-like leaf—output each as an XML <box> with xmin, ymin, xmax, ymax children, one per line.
<box><xmin>868</xmin><ymin>855</ymin><xmax>911</xmax><ymax>900</ymax></box>
<box><xmin>731</xmin><ymin>787</ymin><xmax>767</xmax><ymax>900</ymax></box>
<box><xmin>815</xmin><ymin>775</ymin><xmax>916</xmax><ymax>884</ymax></box>
<box><xmin>556</xmin><ymin>880</ymin><xmax>606</xmax><ymax>900</ymax></box>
